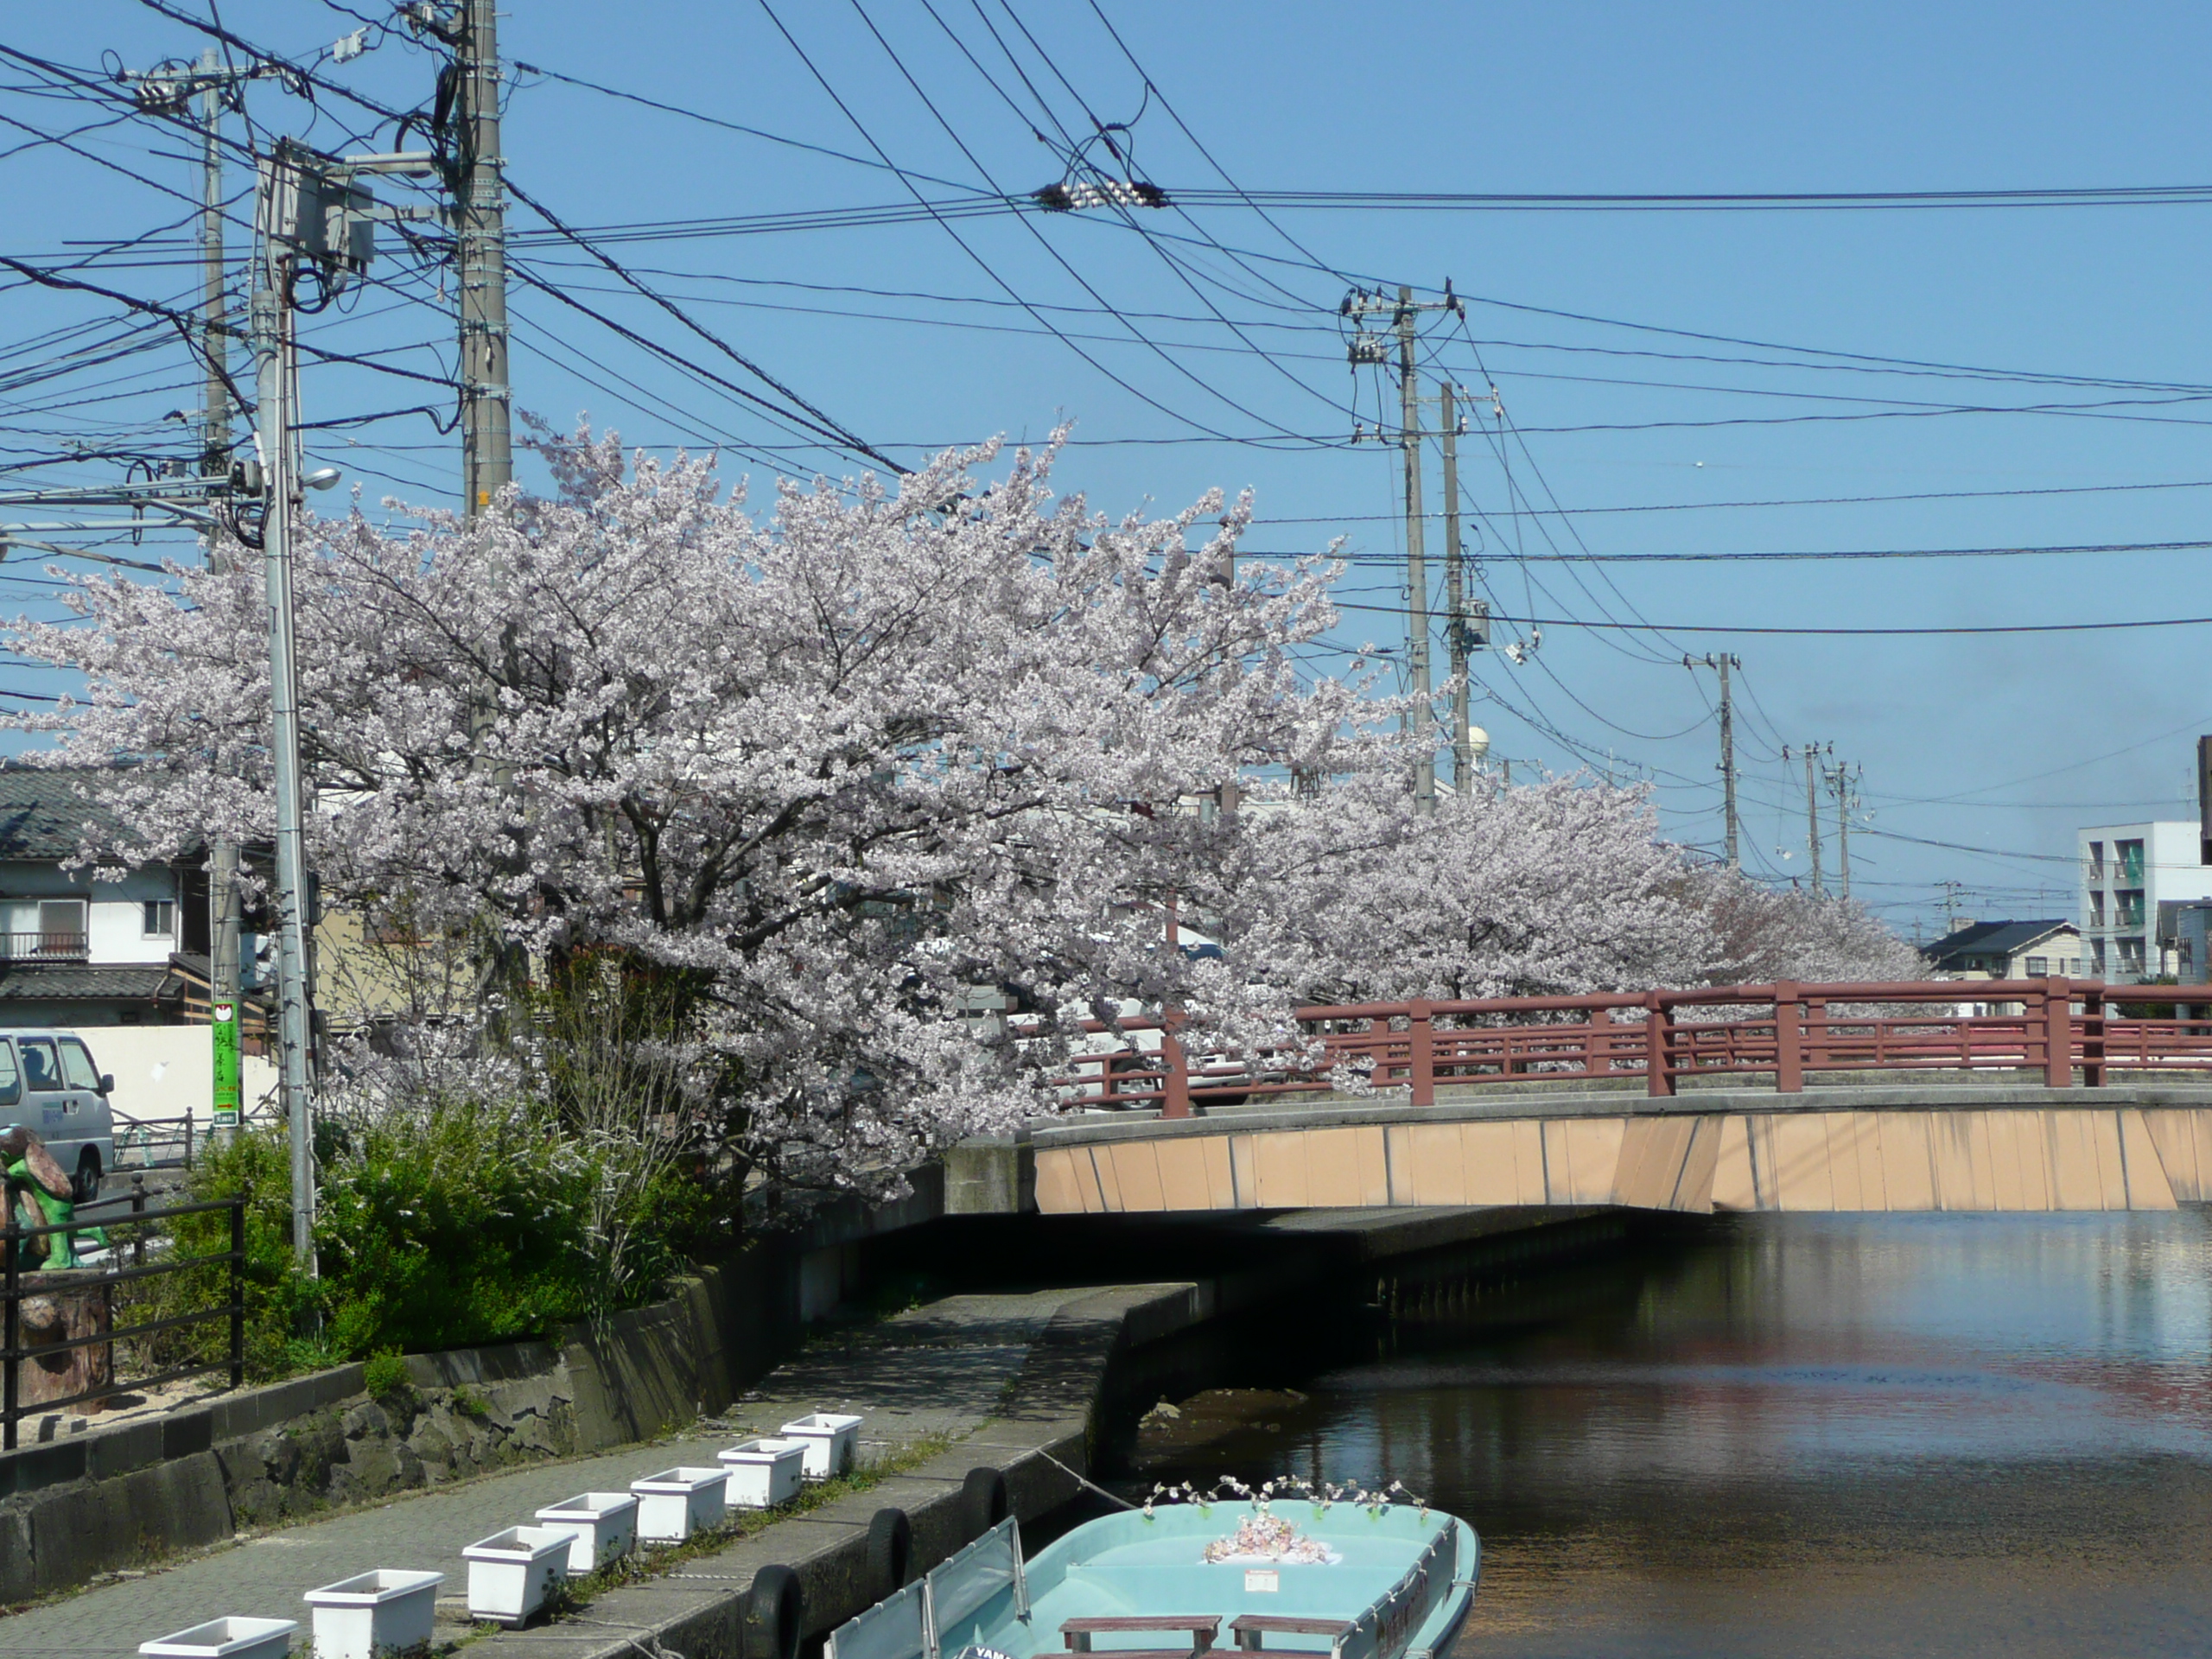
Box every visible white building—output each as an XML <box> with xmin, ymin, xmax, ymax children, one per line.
<box><xmin>2076</xmin><ymin>821</ymin><xmax>2212</xmax><ymax>982</ymax></box>
<box><xmin>0</xmin><ymin>763</ymin><xmax>213</xmax><ymax>1025</ymax></box>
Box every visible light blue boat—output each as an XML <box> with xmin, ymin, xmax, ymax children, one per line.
<box><xmin>830</xmin><ymin>1499</ymin><xmax>1479</xmax><ymax>1659</ymax></box>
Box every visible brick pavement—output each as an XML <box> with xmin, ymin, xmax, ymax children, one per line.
<box><xmin>2</xmin><ymin>1289</ymin><xmax>1093</xmax><ymax>1659</ymax></box>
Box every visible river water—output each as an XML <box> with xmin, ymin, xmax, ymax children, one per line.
<box><xmin>1126</xmin><ymin>1211</ymin><xmax>2212</xmax><ymax>1658</ymax></box>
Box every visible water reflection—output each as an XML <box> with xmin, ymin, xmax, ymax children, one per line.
<box><xmin>1141</xmin><ymin>1212</ymin><xmax>2212</xmax><ymax>1658</ymax></box>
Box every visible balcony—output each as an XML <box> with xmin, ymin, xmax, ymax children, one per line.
<box><xmin>0</xmin><ymin>931</ymin><xmax>89</xmax><ymax>962</ymax></box>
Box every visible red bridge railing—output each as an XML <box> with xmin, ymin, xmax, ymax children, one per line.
<box><xmin>1057</xmin><ymin>979</ymin><xmax>2212</xmax><ymax>1119</ymax></box>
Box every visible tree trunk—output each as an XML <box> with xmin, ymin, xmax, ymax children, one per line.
<box><xmin>17</xmin><ymin>1269</ymin><xmax>112</xmax><ymax>1413</ymax></box>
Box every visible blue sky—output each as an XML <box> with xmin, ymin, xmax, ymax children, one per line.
<box><xmin>8</xmin><ymin>2</ymin><xmax>2212</xmax><ymax>937</ymax></box>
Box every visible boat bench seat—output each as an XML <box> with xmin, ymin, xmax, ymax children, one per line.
<box><xmin>1229</xmin><ymin>1617</ymin><xmax>1355</xmax><ymax>1652</ymax></box>
<box><xmin>1062</xmin><ymin>1615</ymin><xmax>1223</xmax><ymax>1656</ymax></box>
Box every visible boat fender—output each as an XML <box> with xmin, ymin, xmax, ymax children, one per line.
<box><xmin>868</xmin><ymin>1505</ymin><xmax>914</xmax><ymax>1592</ymax></box>
<box><xmin>961</xmin><ymin>1466</ymin><xmax>1010</xmax><ymax>1541</ymax></box>
<box><xmin>745</xmin><ymin>1563</ymin><xmax>803</xmax><ymax>1659</ymax></box>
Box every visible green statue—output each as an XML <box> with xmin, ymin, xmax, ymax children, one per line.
<box><xmin>0</xmin><ymin>1125</ymin><xmax>106</xmax><ymax>1271</ymax></box>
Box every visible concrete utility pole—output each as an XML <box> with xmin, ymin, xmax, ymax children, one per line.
<box><xmin>455</xmin><ymin>0</ymin><xmax>511</xmax><ymax>516</ymax></box>
<box><xmin>1344</xmin><ymin>283</ymin><xmax>1469</xmax><ymax>812</ymax></box>
<box><xmin>1395</xmin><ymin>287</ymin><xmax>1433</xmax><ymax>811</ymax></box>
<box><xmin>194</xmin><ymin>48</ymin><xmax>245</xmax><ymax>1146</ymax></box>
<box><xmin>1826</xmin><ymin>758</ymin><xmax>1860</xmax><ymax>901</ymax></box>
<box><xmin>251</xmin><ymin>152</ymin><xmax>315</xmax><ymax>1264</ymax></box>
<box><xmin>1441</xmin><ymin>382</ymin><xmax>1470</xmax><ymax>796</ymax></box>
<box><xmin>1686</xmin><ymin>654</ymin><xmax>1741</xmax><ymax>869</ymax></box>
<box><xmin>1800</xmin><ymin>741</ymin><xmax>1828</xmax><ymax>897</ymax></box>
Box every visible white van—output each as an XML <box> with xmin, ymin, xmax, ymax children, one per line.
<box><xmin>0</xmin><ymin>1029</ymin><xmax>115</xmax><ymax>1201</ymax></box>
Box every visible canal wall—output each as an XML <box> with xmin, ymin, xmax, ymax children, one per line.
<box><xmin>0</xmin><ymin>1184</ymin><xmax>1641</xmax><ymax>1609</ymax></box>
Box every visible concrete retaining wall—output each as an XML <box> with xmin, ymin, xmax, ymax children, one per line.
<box><xmin>480</xmin><ymin>1282</ymin><xmax>1211</xmax><ymax>1659</ymax></box>
<box><xmin>0</xmin><ymin>1249</ymin><xmax>798</xmax><ymax>1605</ymax></box>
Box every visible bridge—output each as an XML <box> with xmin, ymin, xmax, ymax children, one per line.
<box><xmin>1025</xmin><ymin>979</ymin><xmax>2212</xmax><ymax>1216</ymax></box>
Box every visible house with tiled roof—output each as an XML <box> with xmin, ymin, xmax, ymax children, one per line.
<box><xmin>0</xmin><ymin>762</ymin><xmax>215</xmax><ymax>1026</ymax></box>
<box><xmin>1920</xmin><ymin>918</ymin><xmax>2084</xmax><ymax>981</ymax></box>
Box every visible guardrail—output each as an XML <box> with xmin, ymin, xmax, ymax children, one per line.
<box><xmin>1057</xmin><ymin>979</ymin><xmax>2212</xmax><ymax>1118</ymax></box>
<box><xmin>0</xmin><ymin>1181</ymin><xmax>243</xmax><ymax>1448</ymax></box>
<box><xmin>113</xmin><ymin>1109</ymin><xmax>198</xmax><ymax>1172</ymax></box>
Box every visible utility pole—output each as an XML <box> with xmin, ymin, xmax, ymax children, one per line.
<box><xmin>1791</xmin><ymin>741</ymin><xmax>1828</xmax><ymax>896</ymax></box>
<box><xmin>1685</xmin><ymin>653</ymin><xmax>1740</xmax><ymax>870</ymax></box>
<box><xmin>1441</xmin><ymin>382</ymin><xmax>1471</xmax><ymax>796</ymax></box>
<box><xmin>251</xmin><ymin>147</ymin><xmax>317</xmax><ymax>1265</ymax></box>
<box><xmin>455</xmin><ymin>0</ymin><xmax>511</xmax><ymax>516</ymax></box>
<box><xmin>1395</xmin><ymin>287</ymin><xmax>1432</xmax><ymax>810</ymax></box>
<box><xmin>1825</xmin><ymin>758</ymin><xmax>1861</xmax><ymax>901</ymax></box>
<box><xmin>1344</xmin><ymin>283</ymin><xmax>1466</xmax><ymax>813</ymax></box>
<box><xmin>1941</xmin><ymin>880</ymin><xmax>1966</xmax><ymax>932</ymax></box>
<box><xmin>190</xmin><ymin>48</ymin><xmax>245</xmax><ymax>1147</ymax></box>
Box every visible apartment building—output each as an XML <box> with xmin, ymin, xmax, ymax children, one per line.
<box><xmin>2077</xmin><ymin>821</ymin><xmax>2212</xmax><ymax>982</ymax></box>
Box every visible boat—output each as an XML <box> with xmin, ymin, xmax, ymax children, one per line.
<box><xmin>828</xmin><ymin>1489</ymin><xmax>1478</xmax><ymax>1659</ymax></box>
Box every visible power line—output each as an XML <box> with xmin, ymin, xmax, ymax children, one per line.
<box><xmin>1319</xmin><ymin>537</ymin><xmax>2212</xmax><ymax>565</ymax></box>
<box><xmin>1325</xmin><ymin>598</ymin><xmax>2212</xmax><ymax>637</ymax></box>
<box><xmin>1154</xmin><ymin>183</ymin><xmax>2212</xmax><ymax>212</ymax></box>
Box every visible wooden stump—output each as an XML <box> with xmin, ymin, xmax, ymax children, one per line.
<box><xmin>16</xmin><ymin>1269</ymin><xmax>111</xmax><ymax>1413</ymax></box>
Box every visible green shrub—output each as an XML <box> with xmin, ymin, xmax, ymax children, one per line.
<box><xmin>362</xmin><ymin>1349</ymin><xmax>412</xmax><ymax>1398</ymax></box>
<box><xmin>117</xmin><ymin>964</ymin><xmax>730</xmax><ymax>1385</ymax></box>
<box><xmin>313</xmin><ymin>1097</ymin><xmax>601</xmax><ymax>1358</ymax></box>
<box><xmin>115</xmin><ymin>1128</ymin><xmax>335</xmax><ymax>1384</ymax></box>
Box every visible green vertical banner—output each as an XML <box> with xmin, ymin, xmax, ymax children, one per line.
<box><xmin>212</xmin><ymin>999</ymin><xmax>241</xmax><ymax>1129</ymax></box>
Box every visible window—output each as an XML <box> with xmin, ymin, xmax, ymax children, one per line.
<box><xmin>143</xmin><ymin>899</ymin><xmax>175</xmax><ymax>938</ymax></box>
<box><xmin>19</xmin><ymin>1039</ymin><xmax>60</xmax><ymax>1092</ymax></box>
<box><xmin>2089</xmin><ymin>892</ymin><xmax>2106</xmax><ymax>926</ymax></box>
<box><xmin>35</xmin><ymin>899</ymin><xmax>86</xmax><ymax>957</ymax></box>
<box><xmin>2026</xmin><ymin>957</ymin><xmax>2050</xmax><ymax>976</ymax></box>
<box><xmin>2119</xmin><ymin>838</ymin><xmax>2145</xmax><ymax>886</ymax></box>
<box><xmin>0</xmin><ymin>1043</ymin><xmax>21</xmax><ymax>1107</ymax></box>
<box><xmin>2117</xmin><ymin>891</ymin><xmax>2146</xmax><ymax>929</ymax></box>
<box><xmin>57</xmin><ymin>1039</ymin><xmax>100</xmax><ymax>1092</ymax></box>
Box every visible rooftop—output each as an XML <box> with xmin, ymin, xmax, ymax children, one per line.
<box><xmin>1922</xmin><ymin>918</ymin><xmax>2075</xmax><ymax>971</ymax></box>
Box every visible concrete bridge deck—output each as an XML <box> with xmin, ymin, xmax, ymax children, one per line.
<box><xmin>1023</xmin><ymin>1079</ymin><xmax>2212</xmax><ymax>1216</ymax></box>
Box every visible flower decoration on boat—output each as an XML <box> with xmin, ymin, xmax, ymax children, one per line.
<box><xmin>1201</xmin><ymin>1510</ymin><xmax>1340</xmax><ymax>1565</ymax></box>
<box><xmin>1141</xmin><ymin>1475</ymin><xmax>1426</xmax><ymax>1530</ymax></box>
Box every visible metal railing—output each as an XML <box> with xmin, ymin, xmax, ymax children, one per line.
<box><xmin>1</xmin><ymin>1179</ymin><xmax>243</xmax><ymax>1449</ymax></box>
<box><xmin>112</xmin><ymin>1109</ymin><xmax>197</xmax><ymax>1172</ymax></box>
<box><xmin>0</xmin><ymin>931</ymin><xmax>88</xmax><ymax>961</ymax></box>
<box><xmin>1055</xmin><ymin>979</ymin><xmax>2212</xmax><ymax>1118</ymax></box>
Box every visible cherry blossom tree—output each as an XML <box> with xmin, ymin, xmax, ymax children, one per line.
<box><xmin>1688</xmin><ymin>869</ymin><xmax>1928</xmax><ymax>986</ymax></box>
<box><xmin>1202</xmin><ymin>771</ymin><xmax>1717</xmax><ymax>1005</ymax></box>
<box><xmin>9</xmin><ymin>429</ymin><xmax>1383</xmax><ymax>1198</ymax></box>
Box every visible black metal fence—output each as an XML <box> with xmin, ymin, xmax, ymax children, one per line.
<box><xmin>1</xmin><ymin>1178</ymin><xmax>243</xmax><ymax>1450</ymax></box>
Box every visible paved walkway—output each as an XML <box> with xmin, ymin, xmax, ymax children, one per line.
<box><xmin>3</xmin><ymin>1289</ymin><xmax>1096</xmax><ymax>1659</ymax></box>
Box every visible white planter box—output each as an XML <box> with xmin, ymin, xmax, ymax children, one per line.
<box><xmin>138</xmin><ymin>1616</ymin><xmax>298</xmax><ymax>1659</ymax></box>
<box><xmin>779</xmin><ymin>1412</ymin><xmax>863</xmax><ymax>1480</ymax></box>
<box><xmin>631</xmin><ymin>1466</ymin><xmax>729</xmax><ymax>1542</ymax></box>
<box><xmin>535</xmin><ymin>1491</ymin><xmax>639</xmax><ymax>1573</ymax></box>
<box><xmin>719</xmin><ymin>1437</ymin><xmax>807</xmax><ymax>1509</ymax></box>
<box><xmin>303</xmin><ymin>1568</ymin><xmax>444</xmax><ymax>1659</ymax></box>
<box><xmin>463</xmin><ymin>1525</ymin><xmax>572</xmax><ymax>1625</ymax></box>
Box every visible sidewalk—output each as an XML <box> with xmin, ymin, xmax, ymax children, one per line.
<box><xmin>2</xmin><ymin>1288</ymin><xmax>1100</xmax><ymax>1659</ymax></box>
